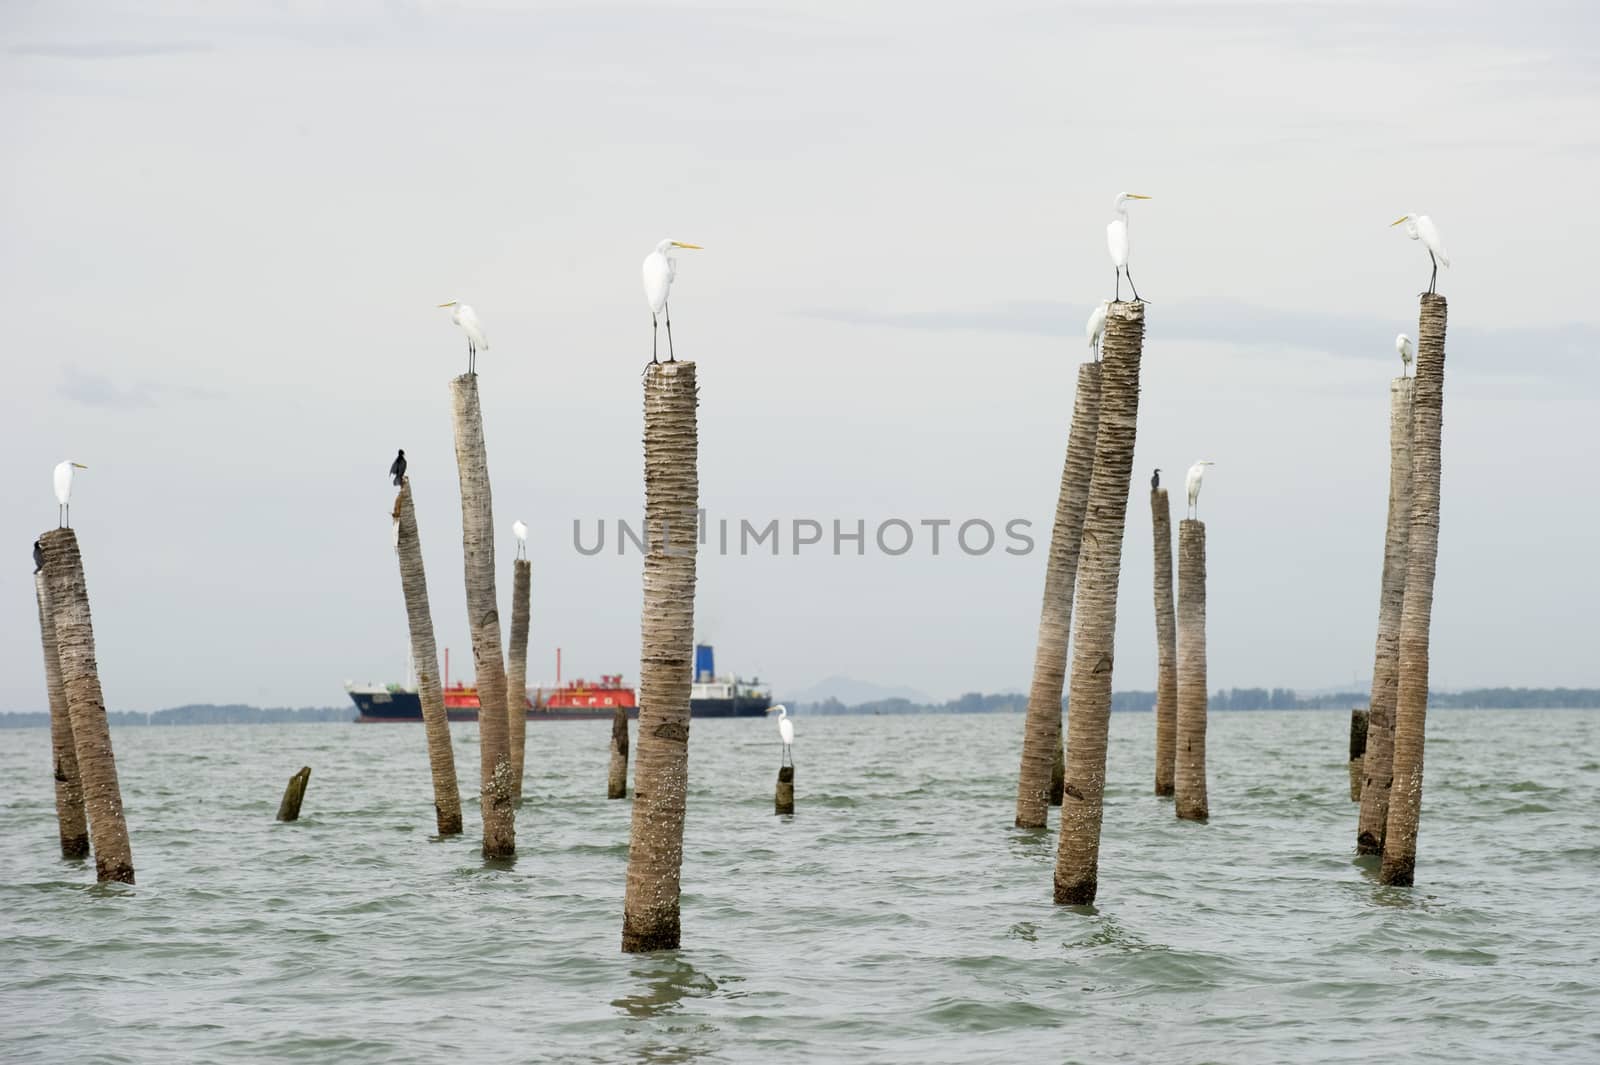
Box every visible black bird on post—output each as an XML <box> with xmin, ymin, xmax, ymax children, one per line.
<box><xmin>389</xmin><ymin>449</ymin><xmax>407</xmax><ymax>486</ymax></box>
<box><xmin>33</xmin><ymin>540</ymin><xmax>44</xmax><ymax>573</ymax></box>
<box><xmin>1151</xmin><ymin>468</ymin><xmax>1161</xmax><ymax>492</ymax></box>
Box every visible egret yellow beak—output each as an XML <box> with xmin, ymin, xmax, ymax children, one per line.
<box><xmin>671</xmin><ymin>242</ymin><xmax>704</xmax><ymax>250</ymax></box>
<box><xmin>1128</xmin><ymin>194</ymin><xmax>1152</xmax><ymax>199</ymax></box>
<box><xmin>437</xmin><ymin>301</ymin><xmax>456</xmax><ymax>307</ymax></box>
<box><xmin>73</xmin><ymin>463</ymin><xmax>88</xmax><ymax>469</ymax></box>
<box><xmin>1389</xmin><ymin>217</ymin><xmax>1408</xmax><ymax>227</ymax></box>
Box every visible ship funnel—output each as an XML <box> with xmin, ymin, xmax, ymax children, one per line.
<box><xmin>694</xmin><ymin>643</ymin><xmax>714</xmax><ymax>683</ymax></box>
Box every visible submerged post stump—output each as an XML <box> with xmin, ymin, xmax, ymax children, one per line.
<box><xmin>394</xmin><ymin>481</ymin><xmax>463</xmax><ymax>836</ymax></box>
<box><xmin>39</xmin><ymin>529</ymin><xmax>133</xmax><ymax>884</ymax></box>
<box><xmin>1357</xmin><ymin>377</ymin><xmax>1415</xmax><ymax>852</ymax></box>
<box><xmin>34</xmin><ymin>571</ymin><xmax>88</xmax><ymax>859</ymax></box>
<box><xmin>1015</xmin><ymin>362</ymin><xmax>1102</xmax><ymax>829</ymax></box>
<box><xmin>1381</xmin><ymin>294</ymin><xmax>1447</xmax><ymax>887</ymax></box>
<box><xmin>450</xmin><ymin>374</ymin><xmax>515</xmax><ymax>858</ymax></box>
<box><xmin>508</xmin><ymin>558</ymin><xmax>532</xmax><ymax>802</ymax></box>
<box><xmin>1348</xmin><ymin>709</ymin><xmax>1369</xmax><ymax>801</ymax></box>
<box><xmin>623</xmin><ymin>360</ymin><xmax>699</xmax><ymax>953</ymax></box>
<box><xmin>1174</xmin><ymin>519</ymin><xmax>1209</xmax><ymax>823</ymax></box>
<box><xmin>1151</xmin><ymin>487</ymin><xmax>1178</xmax><ymax>797</ymax></box>
<box><xmin>775</xmin><ymin>765</ymin><xmax>795</xmax><ymax>815</ymax></box>
<box><xmin>608</xmin><ymin>706</ymin><xmax>630</xmax><ymax>799</ymax></box>
<box><xmin>276</xmin><ymin>767</ymin><xmax>312</xmax><ymax>822</ymax></box>
<box><xmin>1054</xmin><ymin>302</ymin><xmax>1144</xmax><ymax>905</ymax></box>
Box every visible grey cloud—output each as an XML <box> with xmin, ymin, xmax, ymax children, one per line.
<box><xmin>57</xmin><ymin>367</ymin><xmax>221</xmax><ymax>409</ymax></box>
<box><xmin>9</xmin><ymin>42</ymin><xmax>214</xmax><ymax>60</ymax></box>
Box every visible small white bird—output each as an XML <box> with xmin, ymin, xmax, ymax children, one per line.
<box><xmin>1185</xmin><ymin>460</ymin><xmax>1215</xmax><ymax>519</ymax></box>
<box><xmin>1086</xmin><ymin>300</ymin><xmax>1110</xmax><ymax>360</ymax></box>
<box><xmin>1396</xmin><ymin>333</ymin><xmax>1414</xmax><ymax>376</ymax></box>
<box><xmin>641</xmin><ymin>239</ymin><xmax>703</xmax><ymax>364</ymax></box>
<box><xmin>1390</xmin><ymin>213</ymin><xmax>1450</xmax><ymax>294</ymax></box>
<box><xmin>512</xmin><ymin>519</ymin><xmax>528</xmax><ymax>561</ymax></box>
<box><xmin>437</xmin><ymin>300</ymin><xmax>488</xmax><ymax>375</ymax></box>
<box><xmin>1107</xmin><ymin>192</ymin><xmax>1152</xmax><ymax>303</ymax></box>
<box><xmin>767</xmin><ymin>703</ymin><xmax>794</xmax><ymax>764</ymax></box>
<box><xmin>53</xmin><ymin>461</ymin><xmax>87</xmax><ymax>528</ymax></box>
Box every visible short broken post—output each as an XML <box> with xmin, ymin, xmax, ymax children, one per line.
<box><xmin>1348</xmin><ymin>709</ymin><xmax>1369</xmax><ymax>801</ymax></box>
<box><xmin>775</xmin><ymin>765</ymin><xmax>795</xmax><ymax>815</ymax></box>
<box><xmin>276</xmin><ymin>767</ymin><xmax>312</xmax><ymax>822</ymax></box>
<box><xmin>34</xmin><ymin>570</ymin><xmax>88</xmax><ymax>859</ymax></box>
<box><xmin>1174</xmin><ymin>519</ymin><xmax>1209</xmax><ymax>823</ymax></box>
<box><xmin>608</xmin><ymin>706</ymin><xmax>630</xmax><ymax>799</ymax></box>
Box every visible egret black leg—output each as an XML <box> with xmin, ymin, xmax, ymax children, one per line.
<box><xmin>651</xmin><ymin>314</ymin><xmax>659</xmax><ymax>364</ymax></box>
<box><xmin>665</xmin><ymin>302</ymin><xmax>676</xmax><ymax>363</ymax></box>
<box><xmin>1127</xmin><ymin>268</ymin><xmax>1142</xmax><ymax>303</ymax></box>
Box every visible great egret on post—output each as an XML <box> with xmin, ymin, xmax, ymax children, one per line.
<box><xmin>437</xmin><ymin>300</ymin><xmax>488</xmax><ymax>374</ymax></box>
<box><xmin>1086</xmin><ymin>299</ymin><xmax>1110</xmax><ymax>359</ymax></box>
<box><xmin>766</xmin><ymin>703</ymin><xmax>794</xmax><ymax>764</ymax></box>
<box><xmin>53</xmin><ymin>461</ymin><xmax>87</xmax><ymax>528</ymax></box>
<box><xmin>1185</xmin><ymin>460</ymin><xmax>1215</xmax><ymax>519</ymax></box>
<box><xmin>512</xmin><ymin>519</ymin><xmax>528</xmax><ymax>560</ymax></box>
<box><xmin>642</xmin><ymin>239</ymin><xmax>703</xmax><ymax>364</ymax></box>
<box><xmin>1396</xmin><ymin>333</ymin><xmax>1414</xmax><ymax>376</ymax></box>
<box><xmin>1390</xmin><ymin>213</ymin><xmax>1450</xmax><ymax>294</ymax></box>
<box><xmin>1107</xmin><ymin>192</ymin><xmax>1152</xmax><ymax>303</ymax></box>
<box><xmin>390</xmin><ymin>449</ymin><xmax>407</xmax><ymax>486</ymax></box>
<box><xmin>1151</xmin><ymin>468</ymin><xmax>1161</xmax><ymax>492</ymax></box>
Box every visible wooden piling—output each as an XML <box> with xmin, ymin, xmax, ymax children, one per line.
<box><xmin>1348</xmin><ymin>709</ymin><xmax>1369</xmax><ymax>801</ymax></box>
<box><xmin>608</xmin><ymin>706</ymin><xmax>629</xmax><ymax>799</ymax></box>
<box><xmin>1381</xmin><ymin>294</ymin><xmax>1447</xmax><ymax>887</ymax></box>
<box><xmin>775</xmin><ymin>765</ymin><xmax>795</xmax><ymax>815</ymax></box>
<box><xmin>393</xmin><ymin>480</ymin><xmax>463</xmax><ymax>835</ymax></box>
<box><xmin>450</xmin><ymin>374</ymin><xmax>516</xmax><ymax>859</ymax></box>
<box><xmin>508</xmin><ymin>558</ymin><xmax>532</xmax><ymax>802</ymax></box>
<box><xmin>1053</xmin><ymin>302</ymin><xmax>1143</xmax><ymax>905</ymax></box>
<box><xmin>1015</xmin><ymin>362</ymin><xmax>1102</xmax><ymax>829</ymax></box>
<box><xmin>1151</xmin><ymin>487</ymin><xmax>1178</xmax><ymax>796</ymax></box>
<box><xmin>1356</xmin><ymin>377</ymin><xmax>1415</xmax><ymax>851</ymax></box>
<box><xmin>276</xmin><ymin>767</ymin><xmax>311</xmax><ymax>822</ymax></box>
<box><xmin>622</xmin><ymin>360</ymin><xmax>699</xmax><ymax>953</ymax></box>
<box><xmin>33</xmin><ymin>571</ymin><xmax>88</xmax><ymax>859</ymax></box>
<box><xmin>39</xmin><ymin>529</ymin><xmax>133</xmax><ymax>884</ymax></box>
<box><xmin>1174</xmin><ymin>519</ymin><xmax>1209</xmax><ymax>823</ymax></box>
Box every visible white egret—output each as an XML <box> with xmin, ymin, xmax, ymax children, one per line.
<box><xmin>389</xmin><ymin>449</ymin><xmax>407</xmax><ymax>486</ymax></box>
<box><xmin>1396</xmin><ymin>333</ymin><xmax>1414</xmax><ymax>376</ymax></box>
<box><xmin>642</xmin><ymin>239</ymin><xmax>703</xmax><ymax>364</ymax></box>
<box><xmin>437</xmin><ymin>300</ymin><xmax>488</xmax><ymax>374</ymax></box>
<box><xmin>512</xmin><ymin>519</ymin><xmax>528</xmax><ymax>560</ymax></box>
<box><xmin>1107</xmin><ymin>192</ymin><xmax>1152</xmax><ymax>303</ymax></box>
<box><xmin>1185</xmin><ymin>460</ymin><xmax>1215</xmax><ymax>519</ymax></box>
<box><xmin>766</xmin><ymin>703</ymin><xmax>794</xmax><ymax>764</ymax></box>
<box><xmin>1390</xmin><ymin>213</ymin><xmax>1450</xmax><ymax>294</ymax></box>
<box><xmin>1086</xmin><ymin>299</ymin><xmax>1110</xmax><ymax>359</ymax></box>
<box><xmin>53</xmin><ymin>461</ymin><xmax>87</xmax><ymax>528</ymax></box>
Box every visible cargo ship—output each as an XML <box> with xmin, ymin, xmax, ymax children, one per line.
<box><xmin>347</xmin><ymin>644</ymin><xmax>773</xmax><ymax>723</ymax></box>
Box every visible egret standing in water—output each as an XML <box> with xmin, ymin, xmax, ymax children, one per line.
<box><xmin>1185</xmin><ymin>460</ymin><xmax>1215</xmax><ymax>519</ymax></box>
<box><xmin>1107</xmin><ymin>192</ymin><xmax>1152</xmax><ymax>303</ymax></box>
<box><xmin>1086</xmin><ymin>299</ymin><xmax>1110</xmax><ymax>360</ymax></box>
<box><xmin>512</xmin><ymin>519</ymin><xmax>528</xmax><ymax>561</ymax></box>
<box><xmin>389</xmin><ymin>449</ymin><xmax>407</xmax><ymax>486</ymax></box>
<box><xmin>1396</xmin><ymin>333</ymin><xmax>1414</xmax><ymax>376</ymax></box>
<box><xmin>642</xmin><ymin>239</ymin><xmax>703</xmax><ymax>364</ymax></box>
<box><xmin>437</xmin><ymin>300</ymin><xmax>488</xmax><ymax>374</ymax></box>
<box><xmin>767</xmin><ymin>704</ymin><xmax>794</xmax><ymax>765</ymax></box>
<box><xmin>53</xmin><ymin>461</ymin><xmax>87</xmax><ymax>528</ymax></box>
<box><xmin>1390</xmin><ymin>213</ymin><xmax>1450</xmax><ymax>294</ymax></box>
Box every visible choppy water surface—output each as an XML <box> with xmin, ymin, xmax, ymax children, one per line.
<box><xmin>2</xmin><ymin>709</ymin><xmax>1597</xmax><ymax>1064</ymax></box>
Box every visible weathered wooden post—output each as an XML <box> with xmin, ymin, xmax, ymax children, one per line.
<box><xmin>1151</xmin><ymin>486</ymin><xmax>1178</xmax><ymax>796</ymax></box>
<box><xmin>450</xmin><ymin>374</ymin><xmax>515</xmax><ymax>858</ymax></box>
<box><xmin>1356</xmin><ymin>377</ymin><xmax>1415</xmax><ymax>851</ymax></box>
<box><xmin>775</xmin><ymin>765</ymin><xmax>795</xmax><ymax>815</ymax></box>
<box><xmin>1054</xmin><ymin>302</ymin><xmax>1143</xmax><ymax>905</ymax></box>
<box><xmin>1381</xmin><ymin>294</ymin><xmax>1447</xmax><ymax>886</ymax></box>
<box><xmin>608</xmin><ymin>707</ymin><xmax>630</xmax><ymax>799</ymax></box>
<box><xmin>508</xmin><ymin>558</ymin><xmax>532</xmax><ymax>801</ymax></box>
<box><xmin>33</xmin><ymin>570</ymin><xmax>88</xmax><ymax>859</ymax></box>
<box><xmin>1174</xmin><ymin>519</ymin><xmax>1209</xmax><ymax>822</ymax></box>
<box><xmin>1014</xmin><ymin>363</ymin><xmax>1102</xmax><ymax>828</ymax></box>
<box><xmin>1348</xmin><ymin>709</ymin><xmax>1369</xmax><ymax>801</ymax></box>
<box><xmin>276</xmin><ymin>767</ymin><xmax>312</xmax><ymax>822</ymax></box>
<box><xmin>622</xmin><ymin>360</ymin><xmax>699</xmax><ymax>952</ymax></box>
<box><xmin>39</xmin><ymin>529</ymin><xmax>133</xmax><ymax>884</ymax></box>
<box><xmin>393</xmin><ymin>480</ymin><xmax>463</xmax><ymax>835</ymax></box>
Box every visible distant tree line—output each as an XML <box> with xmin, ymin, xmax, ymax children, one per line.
<box><xmin>0</xmin><ymin>704</ymin><xmax>350</xmax><ymax>728</ymax></box>
<box><xmin>798</xmin><ymin>687</ymin><xmax>1600</xmax><ymax>716</ymax></box>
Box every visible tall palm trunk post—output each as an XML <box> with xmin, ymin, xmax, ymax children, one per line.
<box><xmin>1174</xmin><ymin>519</ymin><xmax>1209</xmax><ymax>822</ymax></box>
<box><xmin>38</xmin><ymin>529</ymin><xmax>133</xmax><ymax>883</ymax></box>
<box><xmin>1151</xmin><ymin>486</ymin><xmax>1178</xmax><ymax>796</ymax></box>
<box><xmin>507</xmin><ymin>559</ymin><xmax>532</xmax><ymax>801</ymax></box>
<box><xmin>450</xmin><ymin>375</ymin><xmax>516</xmax><ymax>858</ymax></box>
<box><xmin>623</xmin><ymin>361</ymin><xmax>699</xmax><ymax>952</ymax></box>
<box><xmin>1356</xmin><ymin>376</ymin><xmax>1415</xmax><ymax>850</ymax></box>
<box><xmin>394</xmin><ymin>480</ymin><xmax>463</xmax><ymax>835</ymax></box>
<box><xmin>1053</xmin><ymin>302</ymin><xmax>1144</xmax><ymax>904</ymax></box>
<box><xmin>1380</xmin><ymin>294</ymin><xmax>1447</xmax><ymax>886</ymax></box>
<box><xmin>1014</xmin><ymin>362</ymin><xmax>1103</xmax><ymax>829</ymax></box>
<box><xmin>33</xmin><ymin>572</ymin><xmax>88</xmax><ymax>859</ymax></box>
<box><xmin>608</xmin><ymin>706</ymin><xmax>630</xmax><ymax>800</ymax></box>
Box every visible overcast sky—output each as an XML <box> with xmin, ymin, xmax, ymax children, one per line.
<box><xmin>3</xmin><ymin>0</ymin><xmax>1598</xmax><ymax>712</ymax></box>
